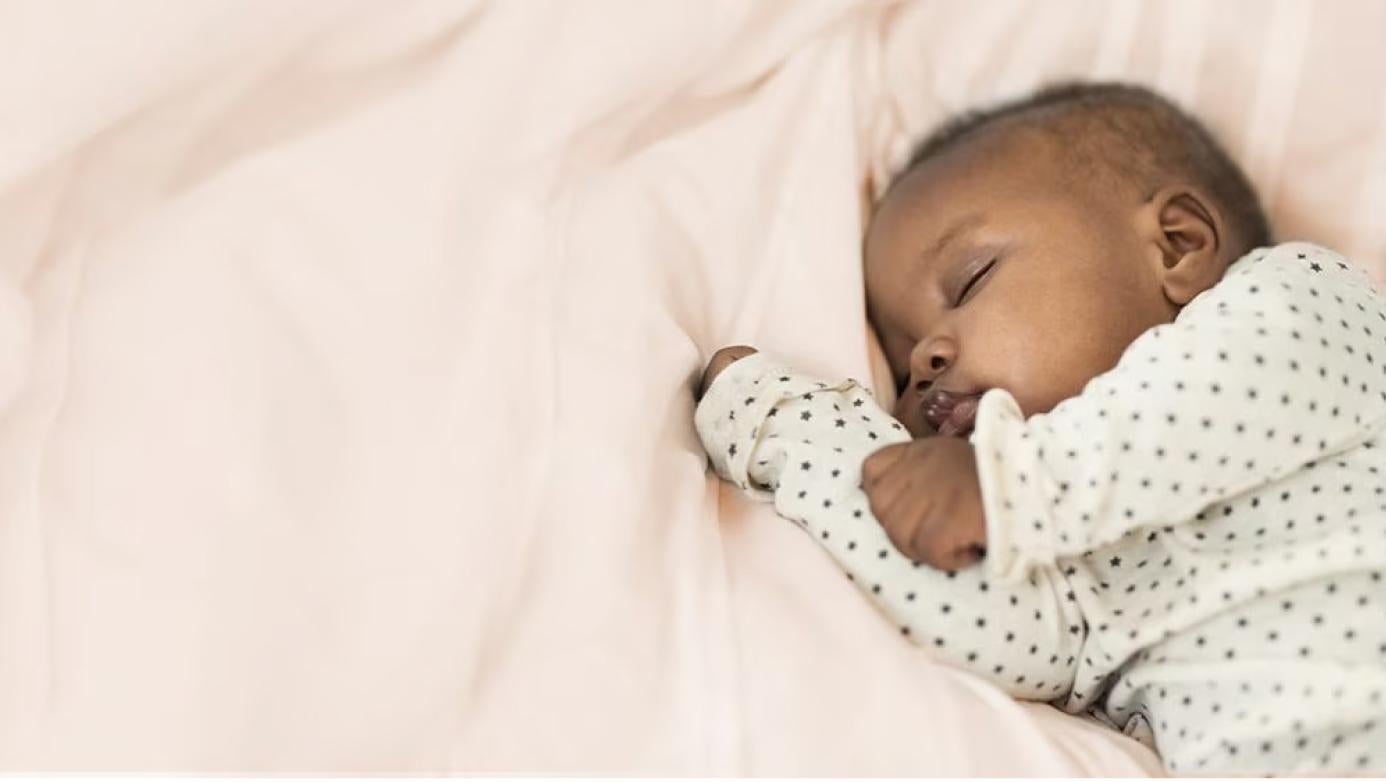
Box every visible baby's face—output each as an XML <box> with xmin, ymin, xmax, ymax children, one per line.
<box><xmin>865</xmin><ymin>129</ymin><xmax>1178</xmax><ymax>437</ymax></box>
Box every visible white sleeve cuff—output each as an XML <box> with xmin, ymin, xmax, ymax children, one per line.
<box><xmin>693</xmin><ymin>351</ymin><xmax>852</xmax><ymax>499</ymax></box>
<box><xmin>971</xmin><ymin>387</ymin><xmax>1055</xmax><ymax>584</ymax></box>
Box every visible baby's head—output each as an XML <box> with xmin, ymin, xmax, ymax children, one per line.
<box><xmin>865</xmin><ymin>82</ymin><xmax>1272</xmax><ymax>437</ymax></box>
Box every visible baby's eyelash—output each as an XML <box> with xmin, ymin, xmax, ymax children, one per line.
<box><xmin>956</xmin><ymin>258</ymin><xmax>997</xmax><ymax>305</ymax></box>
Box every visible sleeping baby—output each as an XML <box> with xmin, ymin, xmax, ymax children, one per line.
<box><xmin>692</xmin><ymin>82</ymin><xmax>1385</xmax><ymax>774</ymax></box>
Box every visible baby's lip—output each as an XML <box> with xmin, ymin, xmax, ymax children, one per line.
<box><xmin>921</xmin><ymin>389</ymin><xmax>983</xmax><ymax>437</ymax></box>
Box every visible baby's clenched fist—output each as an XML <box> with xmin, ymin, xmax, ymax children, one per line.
<box><xmin>861</xmin><ymin>436</ymin><xmax>988</xmax><ymax>571</ymax></box>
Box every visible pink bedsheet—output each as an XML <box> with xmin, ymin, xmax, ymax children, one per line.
<box><xmin>1</xmin><ymin>0</ymin><xmax>1380</xmax><ymax>773</ymax></box>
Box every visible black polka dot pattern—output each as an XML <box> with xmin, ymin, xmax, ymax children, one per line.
<box><xmin>976</xmin><ymin>243</ymin><xmax>1386</xmax><ymax>584</ymax></box>
<box><xmin>694</xmin><ymin>243</ymin><xmax>1386</xmax><ymax>774</ymax></box>
<box><xmin>695</xmin><ymin>353</ymin><xmax>1088</xmax><ymax>701</ymax></box>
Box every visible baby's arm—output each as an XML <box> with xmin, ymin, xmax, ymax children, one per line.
<box><xmin>695</xmin><ymin>350</ymin><xmax>1091</xmax><ymax>703</ymax></box>
<box><xmin>974</xmin><ymin>243</ymin><xmax>1386</xmax><ymax>582</ymax></box>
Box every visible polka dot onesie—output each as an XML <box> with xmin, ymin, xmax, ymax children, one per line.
<box><xmin>694</xmin><ymin>243</ymin><xmax>1386</xmax><ymax>775</ymax></box>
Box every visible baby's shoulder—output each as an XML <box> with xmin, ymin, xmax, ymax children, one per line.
<box><xmin>1181</xmin><ymin>241</ymin><xmax>1384</xmax><ymax>331</ymax></box>
<box><xmin>1226</xmin><ymin>241</ymin><xmax>1375</xmax><ymax>293</ymax></box>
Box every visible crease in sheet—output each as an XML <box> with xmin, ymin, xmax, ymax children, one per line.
<box><xmin>19</xmin><ymin>235</ymin><xmax>92</xmax><ymax>764</ymax></box>
<box><xmin>1090</xmin><ymin>0</ymin><xmax>1142</xmax><ymax>80</ymax></box>
<box><xmin>450</xmin><ymin>184</ymin><xmax>566</xmax><ymax>771</ymax></box>
<box><xmin>991</xmin><ymin>0</ymin><xmax>1083</xmax><ymax>98</ymax></box>
<box><xmin>1154</xmin><ymin>0</ymin><xmax>1206</xmax><ymax>109</ymax></box>
<box><xmin>171</xmin><ymin>5</ymin><xmax>483</xmax><ymax>198</ymax></box>
<box><xmin>1351</xmin><ymin>77</ymin><xmax>1386</xmax><ymax>276</ymax></box>
<box><xmin>1239</xmin><ymin>0</ymin><xmax>1313</xmax><ymax>216</ymax></box>
<box><xmin>1</xmin><ymin>145</ymin><xmax>96</xmax><ymax>760</ymax></box>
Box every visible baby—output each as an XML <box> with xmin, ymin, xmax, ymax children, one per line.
<box><xmin>693</xmin><ymin>83</ymin><xmax>1385</xmax><ymax>774</ymax></box>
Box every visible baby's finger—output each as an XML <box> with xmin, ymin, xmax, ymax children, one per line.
<box><xmin>861</xmin><ymin>442</ymin><xmax>909</xmax><ymax>488</ymax></box>
<box><xmin>881</xmin><ymin>512</ymin><xmax>924</xmax><ymax>563</ymax></box>
<box><xmin>863</xmin><ymin>448</ymin><xmax>921</xmax><ymax>517</ymax></box>
<box><xmin>916</xmin><ymin>509</ymin><xmax>984</xmax><ymax>571</ymax></box>
<box><xmin>933</xmin><ymin>541</ymin><xmax>985</xmax><ymax>572</ymax></box>
<box><xmin>873</xmin><ymin>473</ymin><xmax>936</xmax><ymax>558</ymax></box>
<box><xmin>864</xmin><ymin>472</ymin><xmax>905</xmax><ymax>530</ymax></box>
<box><xmin>904</xmin><ymin>514</ymin><xmax>948</xmax><ymax>570</ymax></box>
<box><xmin>887</xmin><ymin>491</ymin><xmax>939</xmax><ymax>564</ymax></box>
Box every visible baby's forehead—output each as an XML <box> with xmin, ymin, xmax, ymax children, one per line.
<box><xmin>870</xmin><ymin>129</ymin><xmax>1072</xmax><ymax>238</ymax></box>
<box><xmin>881</xmin><ymin>107</ymin><xmax>1173</xmax><ymax>229</ymax></box>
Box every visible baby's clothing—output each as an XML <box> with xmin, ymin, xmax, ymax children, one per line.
<box><xmin>694</xmin><ymin>242</ymin><xmax>1386</xmax><ymax>774</ymax></box>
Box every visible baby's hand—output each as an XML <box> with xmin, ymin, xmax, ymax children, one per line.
<box><xmin>861</xmin><ymin>437</ymin><xmax>987</xmax><ymax>571</ymax></box>
<box><xmin>698</xmin><ymin>345</ymin><xmax>758</xmax><ymax>399</ymax></box>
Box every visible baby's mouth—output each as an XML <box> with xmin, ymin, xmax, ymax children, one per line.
<box><xmin>921</xmin><ymin>390</ymin><xmax>983</xmax><ymax>437</ymax></box>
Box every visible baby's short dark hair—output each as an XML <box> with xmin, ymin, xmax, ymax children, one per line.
<box><xmin>891</xmin><ymin>82</ymin><xmax>1273</xmax><ymax>258</ymax></box>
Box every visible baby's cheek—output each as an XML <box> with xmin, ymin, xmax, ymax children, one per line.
<box><xmin>983</xmin><ymin>316</ymin><xmax>1099</xmax><ymax>416</ymax></box>
<box><xmin>1008</xmin><ymin>371</ymin><xmax>1084</xmax><ymax>419</ymax></box>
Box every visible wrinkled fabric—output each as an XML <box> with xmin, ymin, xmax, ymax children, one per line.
<box><xmin>4</xmin><ymin>0</ymin><xmax>1384</xmax><ymax>773</ymax></box>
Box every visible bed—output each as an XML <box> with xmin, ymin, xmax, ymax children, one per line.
<box><xmin>1</xmin><ymin>0</ymin><xmax>1381</xmax><ymax>773</ymax></box>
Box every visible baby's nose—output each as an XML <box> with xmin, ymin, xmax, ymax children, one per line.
<box><xmin>909</xmin><ymin>335</ymin><xmax>957</xmax><ymax>388</ymax></box>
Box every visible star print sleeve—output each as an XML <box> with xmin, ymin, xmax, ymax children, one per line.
<box><xmin>693</xmin><ymin>351</ymin><xmax>856</xmax><ymax>498</ymax></box>
<box><xmin>694</xmin><ymin>351</ymin><xmax>1090</xmax><ymax>703</ymax></box>
<box><xmin>973</xmin><ymin>242</ymin><xmax>1386</xmax><ymax>584</ymax></box>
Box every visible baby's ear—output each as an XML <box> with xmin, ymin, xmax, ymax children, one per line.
<box><xmin>1144</xmin><ymin>186</ymin><xmax>1226</xmax><ymax>306</ymax></box>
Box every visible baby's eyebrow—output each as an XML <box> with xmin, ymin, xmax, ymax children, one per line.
<box><xmin>921</xmin><ymin>213</ymin><xmax>986</xmax><ymax>265</ymax></box>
